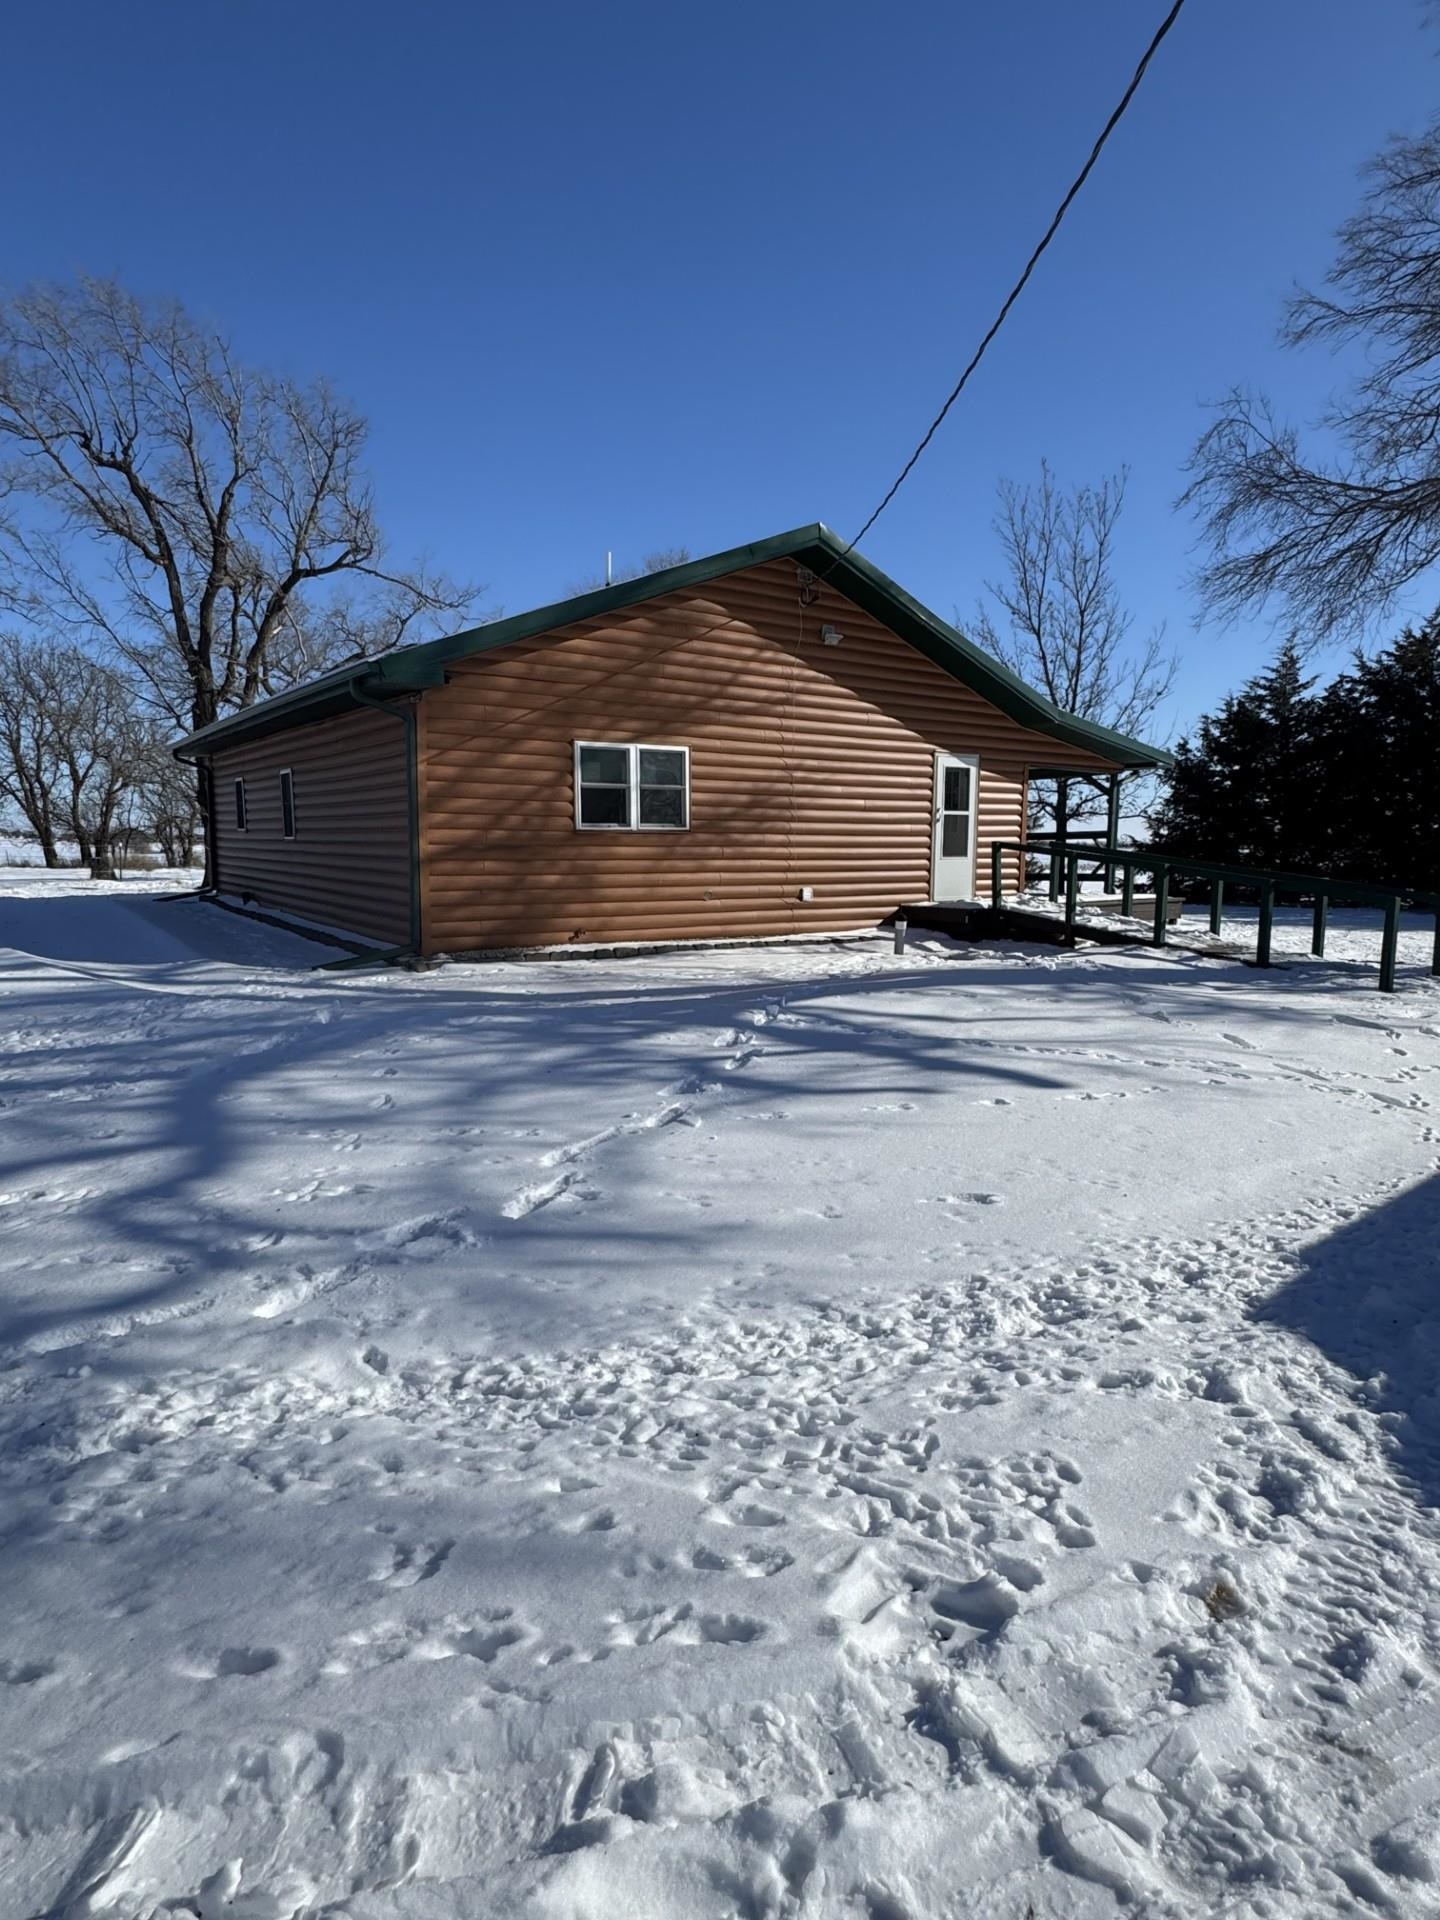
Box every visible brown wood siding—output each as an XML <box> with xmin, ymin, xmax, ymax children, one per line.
<box><xmin>212</xmin><ymin>707</ymin><xmax>411</xmax><ymax>945</ymax></box>
<box><xmin>419</xmin><ymin>559</ymin><xmax>1121</xmax><ymax>951</ymax></box>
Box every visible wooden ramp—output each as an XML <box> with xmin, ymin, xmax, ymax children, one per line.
<box><xmin>902</xmin><ymin>901</ymin><xmax>1246</xmax><ymax>958</ymax></box>
<box><xmin>903</xmin><ymin>902</ymin><xmax>1088</xmax><ymax>947</ymax></box>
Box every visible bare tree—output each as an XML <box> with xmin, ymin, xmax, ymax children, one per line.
<box><xmin>132</xmin><ymin>721</ymin><xmax>204</xmax><ymax>868</ymax></box>
<box><xmin>970</xmin><ymin>464</ymin><xmax>1176</xmax><ymax>837</ymax></box>
<box><xmin>1188</xmin><ymin>121</ymin><xmax>1440</xmax><ymax>641</ymax></box>
<box><xmin>0</xmin><ymin>278</ymin><xmax>476</xmax><ymax>740</ymax></box>
<box><xmin>0</xmin><ymin>634</ymin><xmax>146</xmax><ymax>871</ymax></box>
<box><xmin>0</xmin><ymin>634</ymin><xmax>65</xmax><ymax>864</ymax></box>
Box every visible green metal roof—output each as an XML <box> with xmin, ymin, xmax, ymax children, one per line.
<box><xmin>174</xmin><ymin>524</ymin><xmax>1173</xmax><ymax>768</ymax></box>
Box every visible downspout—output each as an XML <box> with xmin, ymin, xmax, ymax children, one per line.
<box><xmin>171</xmin><ymin>743</ymin><xmax>219</xmax><ymax>894</ymax></box>
<box><xmin>348</xmin><ymin>679</ymin><xmax>423</xmax><ymax>957</ymax></box>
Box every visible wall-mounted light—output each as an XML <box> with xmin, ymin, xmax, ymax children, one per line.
<box><xmin>820</xmin><ymin>624</ymin><xmax>843</xmax><ymax>647</ymax></box>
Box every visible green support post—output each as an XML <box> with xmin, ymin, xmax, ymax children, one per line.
<box><xmin>1048</xmin><ymin>843</ymin><xmax>1062</xmax><ymax>902</ymax></box>
<box><xmin>1379</xmin><ymin>895</ymin><xmax>1401</xmax><ymax>994</ymax></box>
<box><xmin>1104</xmin><ymin>775</ymin><xmax>1120</xmax><ymax>891</ymax></box>
<box><xmin>1256</xmin><ymin>879</ymin><xmax>1276</xmax><ymax>968</ymax></box>
<box><xmin>1311</xmin><ymin>893</ymin><xmax>1328</xmax><ymax>958</ymax></box>
<box><xmin>1152</xmin><ymin>866</ymin><xmax>1170</xmax><ymax>946</ymax></box>
<box><xmin>1065</xmin><ymin>853</ymin><xmax>1080</xmax><ymax>932</ymax></box>
<box><xmin>1121</xmin><ymin>864</ymin><xmax>1135</xmax><ymax>917</ymax></box>
<box><xmin>1209</xmin><ymin>880</ymin><xmax>1224</xmax><ymax>938</ymax></box>
<box><xmin>991</xmin><ymin>842</ymin><xmax>1004</xmax><ymax>909</ymax></box>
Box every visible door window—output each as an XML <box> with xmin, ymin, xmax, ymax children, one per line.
<box><xmin>941</xmin><ymin>764</ymin><xmax>972</xmax><ymax>855</ymax></box>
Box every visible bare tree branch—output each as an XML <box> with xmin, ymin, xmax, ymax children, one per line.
<box><xmin>970</xmin><ymin>463</ymin><xmax>1176</xmax><ymax>834</ymax></box>
<box><xmin>1187</xmin><ymin>121</ymin><xmax>1440</xmax><ymax>640</ymax></box>
<box><xmin>0</xmin><ymin>278</ymin><xmax>479</xmax><ymax>739</ymax></box>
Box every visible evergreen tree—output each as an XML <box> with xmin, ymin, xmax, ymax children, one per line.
<box><xmin>1150</xmin><ymin>643</ymin><xmax>1322</xmax><ymax>869</ymax></box>
<box><xmin>1152</xmin><ymin>623</ymin><xmax>1440</xmax><ymax>887</ymax></box>
<box><xmin>1317</xmin><ymin>617</ymin><xmax>1440</xmax><ymax>885</ymax></box>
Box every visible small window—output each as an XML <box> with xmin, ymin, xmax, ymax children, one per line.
<box><xmin>279</xmin><ymin>768</ymin><xmax>296</xmax><ymax>840</ymax></box>
<box><xmin>234</xmin><ymin>777</ymin><xmax>248</xmax><ymax>831</ymax></box>
<box><xmin>577</xmin><ymin>744</ymin><xmax>632</xmax><ymax>827</ymax></box>
<box><xmin>575</xmin><ymin>742</ymin><xmax>689</xmax><ymax>831</ymax></box>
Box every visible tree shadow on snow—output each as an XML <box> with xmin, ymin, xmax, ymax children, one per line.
<box><xmin>0</xmin><ymin>950</ymin><xmax>1079</xmax><ymax>1357</ymax></box>
<box><xmin>0</xmin><ymin>904</ymin><xmax>1425</xmax><ymax>1361</ymax></box>
<box><xmin>1256</xmin><ymin>1171</ymin><xmax>1440</xmax><ymax>1508</ymax></box>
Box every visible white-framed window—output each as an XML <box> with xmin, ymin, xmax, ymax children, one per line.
<box><xmin>574</xmin><ymin>742</ymin><xmax>689</xmax><ymax>831</ymax></box>
<box><xmin>279</xmin><ymin>767</ymin><xmax>296</xmax><ymax>840</ymax></box>
<box><xmin>234</xmin><ymin>777</ymin><xmax>248</xmax><ymax>831</ymax></box>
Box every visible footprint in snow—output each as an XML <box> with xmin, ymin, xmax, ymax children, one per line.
<box><xmin>180</xmin><ymin>1646</ymin><xmax>282</xmax><ymax>1680</ymax></box>
<box><xmin>722</xmin><ymin>1501</ymin><xmax>787</xmax><ymax>1528</ymax></box>
<box><xmin>369</xmin><ymin>1534</ymin><xmax>454</xmax><ymax>1587</ymax></box>
<box><xmin>605</xmin><ymin>1602</ymin><xmax>767</xmax><ymax>1649</ymax></box>
<box><xmin>559</xmin><ymin>1507</ymin><xmax>618</xmax><ymax>1533</ymax></box>
<box><xmin>381</xmin><ymin>1210</ymin><xmax>479</xmax><ymax>1251</ymax></box>
<box><xmin>0</xmin><ymin>1656</ymin><xmax>56</xmax><ymax>1686</ymax></box>
<box><xmin>449</xmin><ymin>1621</ymin><xmax>525</xmax><ymax>1662</ymax></box>
<box><xmin>929</xmin><ymin>1573</ymin><xmax>1026</xmax><ymax>1637</ymax></box>
<box><xmin>690</xmin><ymin>1543</ymin><xmax>794</xmax><ymax>1577</ymax></box>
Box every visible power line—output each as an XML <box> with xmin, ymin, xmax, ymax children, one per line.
<box><xmin>435</xmin><ymin>6</ymin><xmax>1187</xmax><ymax>762</ymax></box>
<box><xmin>842</xmin><ymin>0</ymin><xmax>1188</xmax><ymax>558</ymax></box>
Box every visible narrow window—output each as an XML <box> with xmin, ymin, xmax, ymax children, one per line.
<box><xmin>575</xmin><ymin>743</ymin><xmax>689</xmax><ymax>832</ymax></box>
<box><xmin>637</xmin><ymin>747</ymin><xmax>688</xmax><ymax>827</ymax></box>
<box><xmin>576</xmin><ymin>744</ymin><xmax>631</xmax><ymax>827</ymax></box>
<box><xmin>234</xmin><ymin>777</ymin><xmax>248</xmax><ymax>831</ymax></box>
<box><xmin>279</xmin><ymin>768</ymin><xmax>296</xmax><ymax>839</ymax></box>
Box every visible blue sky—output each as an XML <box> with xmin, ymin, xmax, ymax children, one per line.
<box><xmin>4</xmin><ymin>0</ymin><xmax>1437</xmax><ymax>740</ymax></box>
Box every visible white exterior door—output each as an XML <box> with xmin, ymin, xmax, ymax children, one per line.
<box><xmin>931</xmin><ymin>753</ymin><xmax>979</xmax><ymax>900</ymax></box>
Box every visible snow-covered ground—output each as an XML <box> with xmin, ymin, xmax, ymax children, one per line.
<box><xmin>3</xmin><ymin>873</ymin><xmax>1440</xmax><ymax>1919</ymax></box>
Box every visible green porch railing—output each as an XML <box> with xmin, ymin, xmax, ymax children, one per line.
<box><xmin>989</xmin><ymin>837</ymin><xmax>1440</xmax><ymax>995</ymax></box>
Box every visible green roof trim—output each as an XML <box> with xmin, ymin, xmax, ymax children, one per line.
<box><xmin>174</xmin><ymin>524</ymin><xmax>1172</xmax><ymax>768</ymax></box>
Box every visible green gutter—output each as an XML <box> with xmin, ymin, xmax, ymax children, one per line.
<box><xmin>348</xmin><ymin>680</ymin><xmax>423</xmax><ymax>956</ymax></box>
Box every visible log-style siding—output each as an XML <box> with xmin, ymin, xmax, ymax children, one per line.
<box><xmin>420</xmin><ymin>558</ymin><xmax>1119</xmax><ymax>951</ymax></box>
<box><xmin>212</xmin><ymin>707</ymin><xmax>411</xmax><ymax>944</ymax></box>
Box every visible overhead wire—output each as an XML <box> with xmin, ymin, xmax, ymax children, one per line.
<box><xmin>838</xmin><ymin>0</ymin><xmax>1188</xmax><ymax>559</ymax></box>
<box><xmin>424</xmin><ymin>0</ymin><xmax>1189</xmax><ymax>763</ymax></box>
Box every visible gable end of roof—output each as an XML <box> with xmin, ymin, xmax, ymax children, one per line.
<box><xmin>175</xmin><ymin>524</ymin><xmax>1172</xmax><ymax>769</ymax></box>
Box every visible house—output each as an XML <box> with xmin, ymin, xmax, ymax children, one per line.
<box><xmin>173</xmin><ymin>526</ymin><xmax>1170</xmax><ymax>955</ymax></box>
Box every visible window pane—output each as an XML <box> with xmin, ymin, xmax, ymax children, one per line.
<box><xmin>639</xmin><ymin>785</ymin><xmax>685</xmax><ymax>827</ymax></box>
<box><xmin>639</xmin><ymin>748</ymin><xmax>685</xmax><ymax>786</ymax></box>
<box><xmin>943</xmin><ymin>766</ymin><xmax>971</xmax><ymax>812</ymax></box>
<box><xmin>942</xmin><ymin>814</ymin><xmax>970</xmax><ymax>858</ymax></box>
<box><xmin>580</xmin><ymin>785</ymin><xmax>629</xmax><ymax>826</ymax></box>
<box><xmin>234</xmin><ymin>780</ymin><xmax>246</xmax><ymax>829</ymax></box>
<box><xmin>580</xmin><ymin>745</ymin><xmax>629</xmax><ymax>784</ymax></box>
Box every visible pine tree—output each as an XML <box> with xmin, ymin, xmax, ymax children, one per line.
<box><xmin>1152</xmin><ymin>625</ymin><xmax>1439</xmax><ymax>887</ymax></box>
<box><xmin>1151</xmin><ymin>643</ymin><xmax>1321</xmax><ymax>869</ymax></box>
<box><xmin>1318</xmin><ymin>617</ymin><xmax>1440</xmax><ymax>886</ymax></box>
